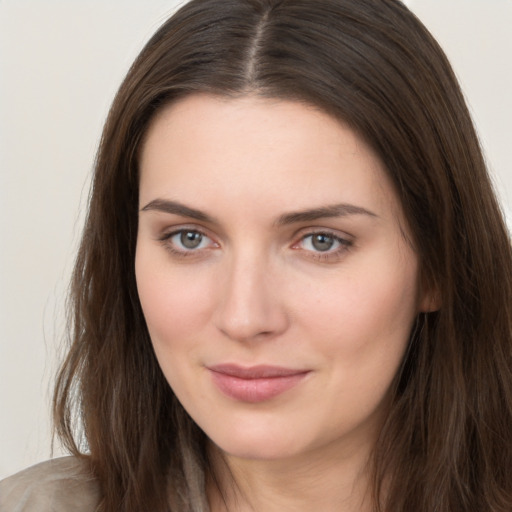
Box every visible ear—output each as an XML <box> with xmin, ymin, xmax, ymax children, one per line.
<box><xmin>418</xmin><ymin>278</ymin><xmax>441</xmax><ymax>313</ymax></box>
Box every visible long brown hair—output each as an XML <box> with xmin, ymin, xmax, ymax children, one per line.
<box><xmin>53</xmin><ymin>0</ymin><xmax>512</xmax><ymax>510</ymax></box>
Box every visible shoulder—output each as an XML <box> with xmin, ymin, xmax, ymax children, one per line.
<box><xmin>0</xmin><ymin>457</ymin><xmax>100</xmax><ymax>512</ymax></box>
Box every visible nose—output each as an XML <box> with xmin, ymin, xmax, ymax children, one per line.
<box><xmin>214</xmin><ymin>250</ymin><xmax>289</xmax><ymax>343</ymax></box>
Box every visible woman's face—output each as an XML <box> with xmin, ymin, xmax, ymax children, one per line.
<box><xmin>136</xmin><ymin>94</ymin><xmax>429</xmax><ymax>462</ymax></box>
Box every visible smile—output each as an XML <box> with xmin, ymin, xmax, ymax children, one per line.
<box><xmin>207</xmin><ymin>364</ymin><xmax>310</xmax><ymax>403</ymax></box>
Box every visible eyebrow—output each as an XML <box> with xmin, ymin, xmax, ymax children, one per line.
<box><xmin>275</xmin><ymin>203</ymin><xmax>378</xmax><ymax>225</ymax></box>
<box><xmin>141</xmin><ymin>199</ymin><xmax>217</xmax><ymax>223</ymax></box>
<box><xmin>140</xmin><ymin>199</ymin><xmax>378</xmax><ymax>225</ymax></box>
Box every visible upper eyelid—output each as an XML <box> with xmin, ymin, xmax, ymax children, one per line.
<box><xmin>294</xmin><ymin>233</ymin><xmax>351</xmax><ymax>250</ymax></box>
<box><xmin>158</xmin><ymin>224</ymin><xmax>213</xmax><ymax>240</ymax></box>
<box><xmin>157</xmin><ymin>227</ymin><xmax>217</xmax><ymax>252</ymax></box>
<box><xmin>155</xmin><ymin>224</ymin><xmax>353</xmax><ymax>246</ymax></box>
<box><xmin>292</xmin><ymin>226</ymin><xmax>354</xmax><ymax>242</ymax></box>
<box><xmin>158</xmin><ymin>228</ymin><xmax>218</xmax><ymax>258</ymax></box>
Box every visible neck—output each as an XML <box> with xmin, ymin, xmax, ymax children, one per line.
<box><xmin>206</xmin><ymin>438</ymin><xmax>375</xmax><ymax>512</ymax></box>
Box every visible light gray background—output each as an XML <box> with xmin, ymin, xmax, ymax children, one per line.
<box><xmin>1</xmin><ymin>0</ymin><xmax>511</xmax><ymax>479</ymax></box>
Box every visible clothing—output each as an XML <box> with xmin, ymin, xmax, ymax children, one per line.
<box><xmin>0</xmin><ymin>457</ymin><xmax>100</xmax><ymax>512</ymax></box>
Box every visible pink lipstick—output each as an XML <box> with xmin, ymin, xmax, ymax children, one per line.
<box><xmin>208</xmin><ymin>364</ymin><xmax>309</xmax><ymax>403</ymax></box>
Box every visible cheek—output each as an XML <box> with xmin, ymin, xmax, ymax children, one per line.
<box><xmin>135</xmin><ymin>249</ymin><xmax>214</xmax><ymax>350</ymax></box>
<box><xmin>135</xmin><ymin>253</ymin><xmax>217</xmax><ymax>405</ymax></box>
<box><xmin>297</xmin><ymin>262</ymin><xmax>418</xmax><ymax>425</ymax></box>
<box><xmin>295</xmin><ymin>256</ymin><xmax>419</xmax><ymax>369</ymax></box>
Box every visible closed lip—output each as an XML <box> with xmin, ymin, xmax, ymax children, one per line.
<box><xmin>207</xmin><ymin>364</ymin><xmax>310</xmax><ymax>379</ymax></box>
<box><xmin>207</xmin><ymin>364</ymin><xmax>310</xmax><ymax>402</ymax></box>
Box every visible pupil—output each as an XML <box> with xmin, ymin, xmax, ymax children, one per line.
<box><xmin>181</xmin><ymin>231</ymin><xmax>202</xmax><ymax>249</ymax></box>
<box><xmin>312</xmin><ymin>234</ymin><xmax>333</xmax><ymax>251</ymax></box>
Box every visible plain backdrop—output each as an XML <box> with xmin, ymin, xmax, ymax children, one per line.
<box><xmin>1</xmin><ymin>0</ymin><xmax>511</xmax><ymax>479</ymax></box>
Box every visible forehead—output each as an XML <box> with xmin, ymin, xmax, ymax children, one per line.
<box><xmin>139</xmin><ymin>94</ymin><xmax>403</xmax><ymax>224</ymax></box>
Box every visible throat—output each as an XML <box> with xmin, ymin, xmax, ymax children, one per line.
<box><xmin>206</xmin><ymin>442</ymin><xmax>374</xmax><ymax>512</ymax></box>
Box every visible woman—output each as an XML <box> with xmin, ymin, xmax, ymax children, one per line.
<box><xmin>2</xmin><ymin>0</ymin><xmax>512</xmax><ymax>510</ymax></box>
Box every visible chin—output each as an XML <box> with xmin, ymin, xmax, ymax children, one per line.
<box><xmin>202</xmin><ymin>417</ymin><xmax>315</xmax><ymax>462</ymax></box>
<box><xmin>213</xmin><ymin>437</ymin><xmax>303</xmax><ymax>462</ymax></box>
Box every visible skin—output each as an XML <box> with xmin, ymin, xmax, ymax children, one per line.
<box><xmin>135</xmin><ymin>94</ymin><xmax>431</xmax><ymax>511</ymax></box>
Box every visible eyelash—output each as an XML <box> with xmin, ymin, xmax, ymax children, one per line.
<box><xmin>158</xmin><ymin>228</ymin><xmax>353</xmax><ymax>262</ymax></box>
<box><xmin>292</xmin><ymin>230</ymin><xmax>353</xmax><ymax>262</ymax></box>
<box><xmin>158</xmin><ymin>228</ymin><xmax>217</xmax><ymax>259</ymax></box>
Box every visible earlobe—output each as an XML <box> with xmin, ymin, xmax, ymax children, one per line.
<box><xmin>419</xmin><ymin>282</ymin><xmax>441</xmax><ymax>313</ymax></box>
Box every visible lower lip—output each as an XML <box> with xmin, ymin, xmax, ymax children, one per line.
<box><xmin>209</xmin><ymin>370</ymin><xmax>309</xmax><ymax>403</ymax></box>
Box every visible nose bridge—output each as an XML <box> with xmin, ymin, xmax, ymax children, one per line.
<box><xmin>215</xmin><ymin>242</ymin><xmax>287</xmax><ymax>342</ymax></box>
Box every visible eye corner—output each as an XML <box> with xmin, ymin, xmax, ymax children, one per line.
<box><xmin>157</xmin><ymin>226</ymin><xmax>220</xmax><ymax>260</ymax></box>
<box><xmin>286</xmin><ymin>229</ymin><xmax>354</xmax><ymax>265</ymax></box>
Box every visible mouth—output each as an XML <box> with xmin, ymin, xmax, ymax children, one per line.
<box><xmin>207</xmin><ymin>364</ymin><xmax>310</xmax><ymax>403</ymax></box>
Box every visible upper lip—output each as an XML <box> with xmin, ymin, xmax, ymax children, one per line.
<box><xmin>208</xmin><ymin>364</ymin><xmax>309</xmax><ymax>379</ymax></box>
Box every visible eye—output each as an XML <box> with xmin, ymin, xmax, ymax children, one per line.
<box><xmin>160</xmin><ymin>228</ymin><xmax>218</xmax><ymax>256</ymax></box>
<box><xmin>292</xmin><ymin>230</ymin><xmax>353</xmax><ymax>262</ymax></box>
<box><xmin>302</xmin><ymin>233</ymin><xmax>340</xmax><ymax>252</ymax></box>
<box><xmin>174</xmin><ymin>230</ymin><xmax>207</xmax><ymax>250</ymax></box>
<box><xmin>300</xmin><ymin>233</ymin><xmax>347</xmax><ymax>252</ymax></box>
